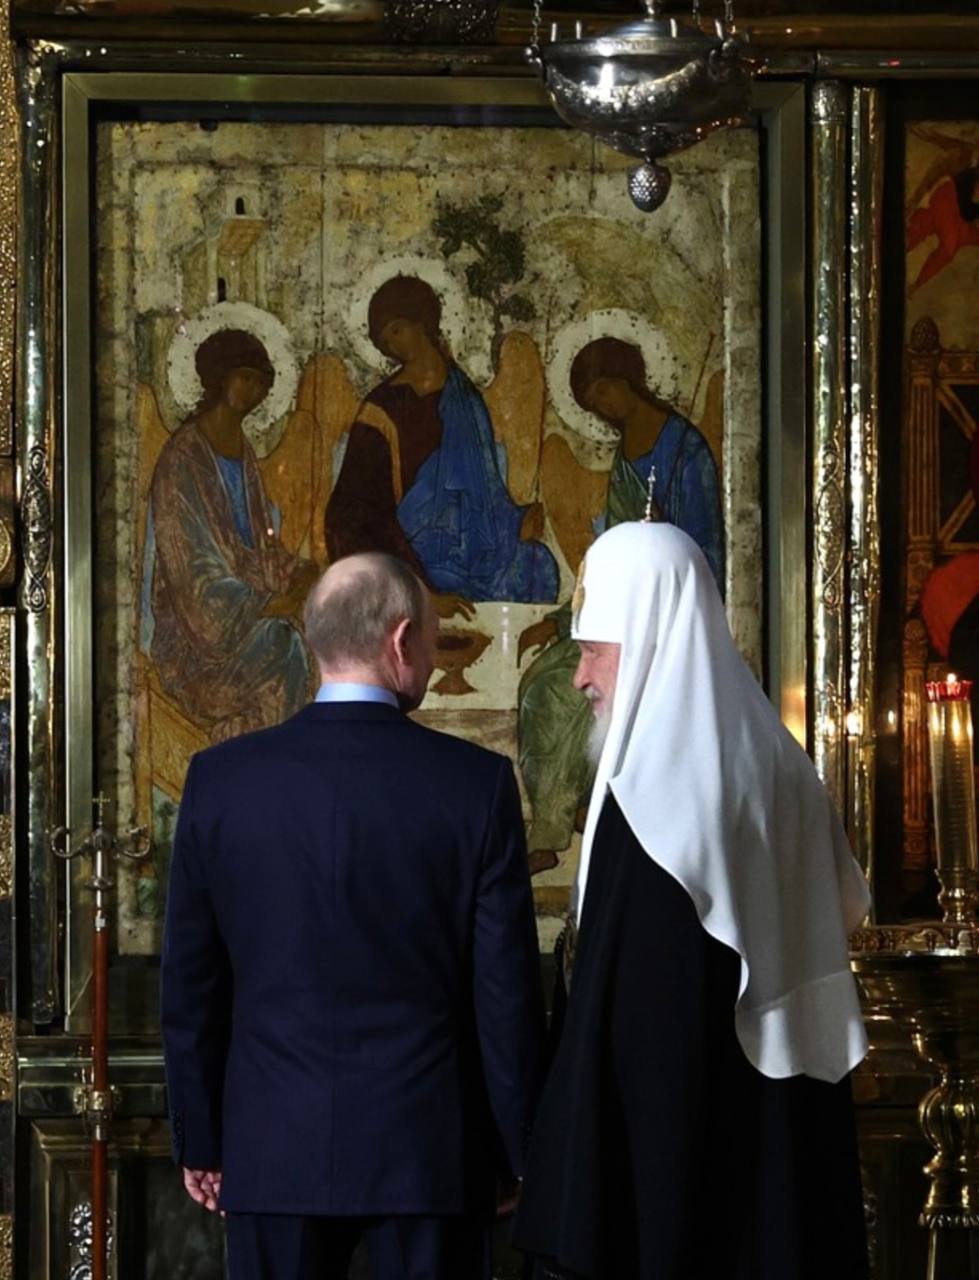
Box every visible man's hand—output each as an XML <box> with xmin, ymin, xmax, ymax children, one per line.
<box><xmin>183</xmin><ymin>1167</ymin><xmax>223</xmax><ymax>1214</ymax></box>
<box><xmin>528</xmin><ymin>848</ymin><xmax>559</xmax><ymax>876</ymax></box>
<box><xmin>496</xmin><ymin>1176</ymin><xmax>522</xmax><ymax>1219</ymax></box>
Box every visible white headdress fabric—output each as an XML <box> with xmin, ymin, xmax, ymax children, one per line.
<box><xmin>572</xmin><ymin>522</ymin><xmax>871</xmax><ymax>1083</ymax></box>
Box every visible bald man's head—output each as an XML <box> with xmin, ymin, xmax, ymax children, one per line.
<box><xmin>303</xmin><ymin>553</ymin><xmax>430</xmax><ymax>675</ymax></box>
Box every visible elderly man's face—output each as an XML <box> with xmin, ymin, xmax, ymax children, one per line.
<box><xmin>573</xmin><ymin>641</ymin><xmax>622</xmax><ymax>718</ymax></box>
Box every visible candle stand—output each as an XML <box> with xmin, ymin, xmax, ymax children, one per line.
<box><xmin>851</xmin><ymin>677</ymin><xmax>979</xmax><ymax>1280</ymax></box>
<box><xmin>51</xmin><ymin>795</ymin><xmax>151</xmax><ymax>1280</ymax></box>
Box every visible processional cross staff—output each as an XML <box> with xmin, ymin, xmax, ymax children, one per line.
<box><xmin>642</xmin><ymin>464</ymin><xmax>663</xmax><ymax>523</ymax></box>
<box><xmin>51</xmin><ymin>794</ymin><xmax>151</xmax><ymax>1280</ymax></box>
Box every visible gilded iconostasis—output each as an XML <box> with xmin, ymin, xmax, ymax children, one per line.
<box><xmin>870</xmin><ymin>102</ymin><xmax>979</xmax><ymax>920</ymax></box>
<box><xmin>901</xmin><ymin>121</ymin><xmax>979</xmax><ymax>896</ymax></box>
<box><xmin>0</xmin><ymin>3</ymin><xmax>978</xmax><ymax>1279</ymax></box>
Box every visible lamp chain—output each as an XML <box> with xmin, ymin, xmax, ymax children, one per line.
<box><xmin>531</xmin><ymin>0</ymin><xmax>542</xmax><ymax>47</ymax></box>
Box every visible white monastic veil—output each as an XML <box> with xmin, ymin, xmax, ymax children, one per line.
<box><xmin>571</xmin><ymin>522</ymin><xmax>871</xmax><ymax>1083</ymax></box>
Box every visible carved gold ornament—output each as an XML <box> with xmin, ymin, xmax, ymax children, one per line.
<box><xmin>0</xmin><ymin>817</ymin><xmax>10</xmax><ymax>900</ymax></box>
<box><xmin>0</xmin><ymin>520</ymin><xmax>12</xmax><ymax>583</ymax></box>
<box><xmin>0</xmin><ymin>5</ymin><xmax>15</xmax><ymax>458</ymax></box>
<box><xmin>0</xmin><ymin>1214</ymin><xmax>11</xmax><ymax>1280</ymax></box>
<box><xmin>0</xmin><ymin>1014</ymin><xmax>12</xmax><ymax>1103</ymax></box>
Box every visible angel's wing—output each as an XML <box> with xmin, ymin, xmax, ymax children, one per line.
<box><xmin>302</xmin><ymin>353</ymin><xmax>361</xmax><ymax>565</ymax></box>
<box><xmin>484</xmin><ymin>330</ymin><xmax>546</xmax><ymax>506</ymax></box>
<box><xmin>260</xmin><ymin>353</ymin><xmax>360</xmax><ymax>565</ymax></box>
<box><xmin>259</xmin><ymin>405</ymin><xmax>318</xmax><ymax>558</ymax></box>
<box><xmin>540</xmin><ymin>432</ymin><xmax>609</xmax><ymax>575</ymax></box>
<box><xmin>697</xmin><ymin>368</ymin><xmax>725</xmax><ymax>478</ymax></box>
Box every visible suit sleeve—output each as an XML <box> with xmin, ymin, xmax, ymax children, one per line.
<box><xmin>160</xmin><ymin>756</ymin><xmax>232</xmax><ymax>1169</ymax></box>
<box><xmin>473</xmin><ymin>759</ymin><xmax>547</xmax><ymax>1178</ymax></box>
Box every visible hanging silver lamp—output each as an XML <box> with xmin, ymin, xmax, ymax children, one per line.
<box><xmin>527</xmin><ymin>0</ymin><xmax>756</xmax><ymax>212</ymax></box>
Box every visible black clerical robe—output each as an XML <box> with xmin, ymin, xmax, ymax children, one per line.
<box><xmin>512</xmin><ymin>797</ymin><xmax>869</xmax><ymax>1280</ymax></box>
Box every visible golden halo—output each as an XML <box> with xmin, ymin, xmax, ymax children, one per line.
<box><xmin>345</xmin><ymin>254</ymin><xmax>491</xmax><ymax>384</ymax></box>
<box><xmin>547</xmin><ymin>309</ymin><xmax>688</xmax><ymax>445</ymax></box>
<box><xmin>167</xmin><ymin>302</ymin><xmax>301</xmax><ymax>458</ymax></box>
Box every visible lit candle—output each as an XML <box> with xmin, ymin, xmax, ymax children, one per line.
<box><xmin>925</xmin><ymin>674</ymin><xmax>978</xmax><ymax>924</ymax></box>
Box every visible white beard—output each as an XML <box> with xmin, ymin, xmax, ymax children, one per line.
<box><xmin>586</xmin><ymin>703</ymin><xmax>613</xmax><ymax>766</ymax></box>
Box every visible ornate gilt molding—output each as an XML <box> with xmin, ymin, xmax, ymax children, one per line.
<box><xmin>852</xmin><ymin>922</ymin><xmax>979</xmax><ymax>957</ymax></box>
<box><xmin>69</xmin><ymin>1200</ymin><xmax>114</xmax><ymax>1270</ymax></box>
<box><xmin>21</xmin><ymin>444</ymin><xmax>51</xmax><ymax>614</ymax></box>
<box><xmin>384</xmin><ymin>0</ymin><xmax>499</xmax><ymax>43</ymax></box>
<box><xmin>17</xmin><ymin>40</ymin><xmax>62</xmax><ymax>1025</ymax></box>
<box><xmin>0</xmin><ymin>457</ymin><xmax>15</xmax><ymax>590</ymax></box>
<box><xmin>9</xmin><ymin>2</ymin><xmax>979</xmax><ymax>54</ymax></box>
<box><xmin>0</xmin><ymin>1214</ymin><xmax>11</xmax><ymax>1280</ymax></box>
<box><xmin>0</xmin><ymin>609</ymin><xmax>13</xmax><ymax>896</ymax></box>
<box><xmin>12</xmin><ymin>0</ymin><xmax>383</xmax><ymax>22</ymax></box>
<box><xmin>0</xmin><ymin>817</ymin><xmax>10</xmax><ymax>902</ymax></box>
<box><xmin>846</xmin><ymin>85</ymin><xmax>883</xmax><ymax>886</ymax></box>
<box><xmin>810</xmin><ymin>80</ymin><xmax>848</xmax><ymax>809</ymax></box>
<box><xmin>0</xmin><ymin>1014</ymin><xmax>12</xmax><ymax>1103</ymax></box>
<box><xmin>0</xmin><ymin>519</ymin><xmax>11</xmax><ymax>584</ymax></box>
<box><xmin>18</xmin><ymin>44</ymin><xmax>57</xmax><ymax>614</ymax></box>
<box><xmin>815</xmin><ymin>468</ymin><xmax>845</xmax><ymax>608</ymax></box>
<box><xmin>0</xmin><ymin>608</ymin><xmax>10</xmax><ymax>704</ymax></box>
<box><xmin>17</xmin><ymin>41</ymin><xmax>61</xmax><ymax>617</ymax></box>
<box><xmin>0</xmin><ymin>6</ymin><xmax>15</xmax><ymax>459</ymax></box>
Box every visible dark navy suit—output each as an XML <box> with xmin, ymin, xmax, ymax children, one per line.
<box><xmin>161</xmin><ymin>700</ymin><xmax>545</xmax><ymax>1277</ymax></box>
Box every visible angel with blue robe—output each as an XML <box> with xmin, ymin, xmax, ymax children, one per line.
<box><xmin>518</xmin><ymin>337</ymin><xmax>725</xmax><ymax>871</ymax></box>
<box><xmin>324</xmin><ymin>275</ymin><xmax>559</xmax><ymax>610</ymax></box>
